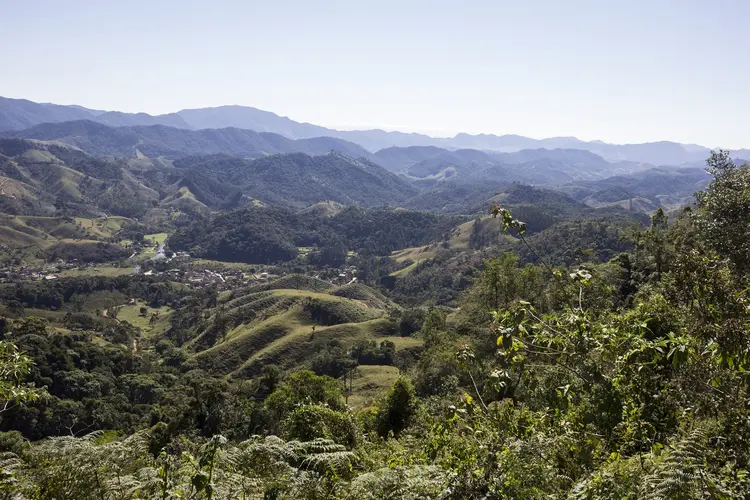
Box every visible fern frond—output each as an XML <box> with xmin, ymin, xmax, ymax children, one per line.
<box><xmin>640</xmin><ymin>426</ymin><xmax>710</xmax><ymax>500</ymax></box>
<box><xmin>347</xmin><ymin>465</ymin><xmax>450</xmax><ymax>500</ymax></box>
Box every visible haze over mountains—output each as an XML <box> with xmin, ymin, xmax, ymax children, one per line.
<box><xmin>3</xmin><ymin>96</ymin><xmax>748</xmax><ymax>165</ymax></box>
<box><xmin>3</xmin><ymin>95</ymin><xmax>747</xmax><ymax>219</ymax></box>
<box><xmin>5</xmin><ymin>119</ymin><xmax>373</xmax><ymax>160</ymax></box>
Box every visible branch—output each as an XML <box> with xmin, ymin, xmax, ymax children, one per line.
<box><xmin>519</xmin><ymin>233</ymin><xmax>556</xmax><ymax>277</ymax></box>
<box><xmin>467</xmin><ymin>370</ymin><xmax>488</xmax><ymax>412</ymax></box>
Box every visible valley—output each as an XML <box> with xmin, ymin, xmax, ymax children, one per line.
<box><xmin>0</xmin><ymin>95</ymin><xmax>748</xmax><ymax>498</ymax></box>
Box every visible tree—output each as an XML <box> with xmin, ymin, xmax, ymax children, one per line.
<box><xmin>0</xmin><ymin>341</ymin><xmax>39</xmax><ymax>412</ymax></box>
<box><xmin>265</xmin><ymin>370</ymin><xmax>344</xmax><ymax>424</ymax></box>
<box><xmin>696</xmin><ymin>150</ymin><xmax>750</xmax><ymax>273</ymax></box>
<box><xmin>283</xmin><ymin>404</ymin><xmax>358</xmax><ymax>447</ymax></box>
<box><xmin>6</xmin><ymin>317</ymin><xmax>48</xmax><ymax>338</ymax></box>
<box><xmin>420</xmin><ymin>307</ymin><xmax>447</xmax><ymax>348</ymax></box>
<box><xmin>375</xmin><ymin>377</ymin><xmax>418</xmax><ymax>438</ymax></box>
<box><xmin>399</xmin><ymin>309</ymin><xmax>425</xmax><ymax>336</ymax></box>
<box><xmin>473</xmin><ymin>253</ymin><xmax>524</xmax><ymax>311</ymax></box>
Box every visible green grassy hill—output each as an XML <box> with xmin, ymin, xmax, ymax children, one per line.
<box><xmin>0</xmin><ymin>212</ymin><xmax>134</xmax><ymax>262</ymax></box>
<box><xmin>187</xmin><ymin>276</ymin><xmax>412</xmax><ymax>378</ymax></box>
<box><xmin>0</xmin><ymin>139</ymin><xmax>159</xmax><ymax>218</ymax></box>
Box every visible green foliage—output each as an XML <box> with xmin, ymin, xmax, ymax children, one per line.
<box><xmin>375</xmin><ymin>377</ymin><xmax>419</xmax><ymax>438</ymax></box>
<box><xmin>169</xmin><ymin>205</ymin><xmax>462</xmax><ymax>264</ymax></box>
<box><xmin>48</xmin><ymin>240</ymin><xmax>131</xmax><ymax>264</ymax></box>
<box><xmin>696</xmin><ymin>150</ymin><xmax>750</xmax><ymax>273</ymax></box>
<box><xmin>347</xmin><ymin>465</ymin><xmax>450</xmax><ymax>499</ymax></box>
<box><xmin>307</xmin><ymin>244</ymin><xmax>347</xmax><ymax>268</ymax></box>
<box><xmin>0</xmin><ymin>429</ymin><xmax>360</xmax><ymax>499</ymax></box>
<box><xmin>350</xmin><ymin>339</ymin><xmax>396</xmax><ymax>366</ymax></box>
<box><xmin>2</xmin><ymin>151</ymin><xmax>750</xmax><ymax>498</ymax></box>
<box><xmin>0</xmin><ymin>341</ymin><xmax>39</xmax><ymax>412</ymax></box>
<box><xmin>302</xmin><ymin>298</ymin><xmax>379</xmax><ymax>326</ymax></box>
<box><xmin>283</xmin><ymin>404</ymin><xmax>359</xmax><ymax>447</ymax></box>
<box><xmin>265</xmin><ymin>370</ymin><xmax>345</xmax><ymax>423</ymax></box>
<box><xmin>398</xmin><ymin>309</ymin><xmax>425</xmax><ymax>336</ymax></box>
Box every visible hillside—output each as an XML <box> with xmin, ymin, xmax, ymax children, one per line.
<box><xmin>5</xmin><ymin>120</ymin><xmax>373</xmax><ymax>160</ymax></box>
<box><xmin>173</xmin><ymin>152</ymin><xmax>418</xmax><ymax>208</ymax></box>
<box><xmin>559</xmin><ymin>167</ymin><xmax>711</xmax><ymax>212</ymax></box>
<box><xmin>376</xmin><ymin>145</ymin><xmax>656</xmax><ymax>186</ymax></box>
<box><xmin>0</xmin><ymin>212</ymin><xmax>133</xmax><ymax>263</ymax></box>
<box><xmin>188</xmin><ymin>277</ymin><xmax>407</xmax><ymax>378</ymax></box>
<box><xmin>168</xmin><ymin>204</ymin><xmax>463</xmax><ymax>264</ymax></box>
<box><xmin>0</xmin><ymin>139</ymin><xmax>159</xmax><ymax>218</ymax></box>
<box><xmin>406</xmin><ymin>163</ymin><xmax>712</xmax><ymax>215</ymax></box>
<box><xmin>0</xmin><ymin>138</ymin><xmax>422</xmax><ymax>216</ymax></box>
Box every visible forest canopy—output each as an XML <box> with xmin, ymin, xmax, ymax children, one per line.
<box><xmin>1</xmin><ymin>151</ymin><xmax>749</xmax><ymax>498</ymax></box>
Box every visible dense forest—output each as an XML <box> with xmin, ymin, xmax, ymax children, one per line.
<box><xmin>0</xmin><ymin>150</ymin><xmax>748</xmax><ymax>498</ymax></box>
<box><xmin>168</xmin><ymin>205</ymin><xmax>463</xmax><ymax>263</ymax></box>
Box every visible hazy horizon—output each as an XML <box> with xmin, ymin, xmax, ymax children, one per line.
<box><xmin>2</xmin><ymin>0</ymin><xmax>749</xmax><ymax>148</ymax></box>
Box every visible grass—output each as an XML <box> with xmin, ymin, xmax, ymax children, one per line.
<box><xmin>1</xmin><ymin>215</ymin><xmax>132</xmax><ymax>244</ymax></box>
<box><xmin>0</xmin><ymin>225</ymin><xmax>46</xmax><ymax>248</ymax></box>
<box><xmin>391</xmin><ymin>245</ymin><xmax>440</xmax><ymax>265</ymax></box>
<box><xmin>233</xmin><ymin>318</ymin><xmax>388</xmax><ymax>378</ymax></box>
<box><xmin>144</xmin><ymin>233</ymin><xmax>168</xmax><ymax>245</ymax></box>
<box><xmin>231</xmin><ymin>317</ymin><xmax>398</xmax><ymax>378</ymax></box>
<box><xmin>268</xmin><ymin>289</ymin><xmax>382</xmax><ymax>324</ymax></box>
<box><xmin>59</xmin><ymin>265</ymin><xmax>133</xmax><ymax>278</ymax></box>
<box><xmin>388</xmin><ymin>217</ymin><xmax>483</xmax><ymax>276</ymax></box>
<box><xmin>331</xmin><ymin>283</ymin><xmax>395</xmax><ymax>310</ymax></box>
<box><xmin>347</xmin><ymin>365</ymin><xmax>400</xmax><ymax>411</ymax></box>
<box><xmin>194</xmin><ymin>303</ymin><xmax>396</xmax><ymax>378</ymax></box>
<box><xmin>270</xmin><ymin>289</ymin><xmax>348</xmax><ymax>300</ymax></box>
<box><xmin>21</xmin><ymin>149</ymin><xmax>57</xmax><ymax>163</ymax></box>
<box><xmin>195</xmin><ymin>311</ymin><xmax>299</xmax><ymax>375</ymax></box>
<box><xmin>390</xmin><ymin>260</ymin><xmax>422</xmax><ymax>277</ymax></box>
<box><xmin>115</xmin><ymin>302</ymin><xmax>173</xmax><ymax>338</ymax></box>
<box><xmin>74</xmin><ymin>216</ymin><xmax>130</xmax><ymax>239</ymax></box>
<box><xmin>192</xmin><ymin>259</ymin><xmax>261</xmax><ymax>271</ymax></box>
<box><xmin>190</xmin><ymin>280</ymin><xmax>401</xmax><ymax>378</ymax></box>
<box><xmin>235</xmin><ymin>315</ymin><xmax>313</xmax><ymax>371</ymax></box>
<box><xmin>0</xmin><ymin>307</ymin><xmax>67</xmax><ymax>323</ymax></box>
<box><xmin>261</xmin><ymin>275</ymin><xmax>333</xmax><ymax>292</ymax></box>
<box><xmin>378</xmin><ymin>336</ymin><xmax>424</xmax><ymax>351</ymax></box>
<box><xmin>162</xmin><ymin>188</ymin><xmax>209</xmax><ymax>215</ymax></box>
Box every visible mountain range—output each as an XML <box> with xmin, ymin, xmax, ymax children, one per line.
<box><xmin>0</xmin><ymin>117</ymin><xmax>715</xmax><ymax>215</ymax></box>
<box><xmin>2</xmin><ymin>120</ymin><xmax>664</xmax><ymax>187</ymax></box>
<box><xmin>3</xmin><ymin>96</ymin><xmax>748</xmax><ymax>165</ymax></box>
<box><xmin>0</xmin><ymin>138</ymin><xmax>417</xmax><ymax>218</ymax></box>
<box><xmin>4</xmin><ymin>119</ymin><xmax>372</xmax><ymax>160</ymax></box>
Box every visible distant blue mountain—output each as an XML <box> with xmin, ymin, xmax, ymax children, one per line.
<box><xmin>1</xmin><ymin>96</ymin><xmax>745</xmax><ymax>165</ymax></box>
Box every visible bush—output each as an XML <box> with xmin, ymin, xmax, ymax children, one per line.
<box><xmin>283</xmin><ymin>404</ymin><xmax>359</xmax><ymax>447</ymax></box>
<box><xmin>375</xmin><ymin>377</ymin><xmax>419</xmax><ymax>438</ymax></box>
<box><xmin>399</xmin><ymin>309</ymin><xmax>425</xmax><ymax>336</ymax></box>
<box><xmin>265</xmin><ymin>370</ymin><xmax>345</xmax><ymax>424</ymax></box>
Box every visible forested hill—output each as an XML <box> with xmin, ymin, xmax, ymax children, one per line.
<box><xmin>174</xmin><ymin>152</ymin><xmax>418</xmax><ymax>207</ymax></box>
<box><xmin>0</xmin><ymin>137</ymin><xmax>420</xmax><ymax>216</ymax></box>
<box><xmin>168</xmin><ymin>204</ymin><xmax>462</xmax><ymax>263</ymax></box>
<box><xmin>0</xmin><ymin>138</ymin><xmax>159</xmax><ymax>218</ymax></box>
<box><xmin>4</xmin><ymin>119</ymin><xmax>373</xmax><ymax>160</ymax></box>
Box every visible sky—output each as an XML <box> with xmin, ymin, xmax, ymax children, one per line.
<box><xmin>1</xmin><ymin>0</ymin><xmax>748</xmax><ymax>148</ymax></box>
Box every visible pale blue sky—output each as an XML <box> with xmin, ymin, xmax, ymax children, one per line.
<box><xmin>1</xmin><ymin>0</ymin><xmax>748</xmax><ymax>147</ymax></box>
